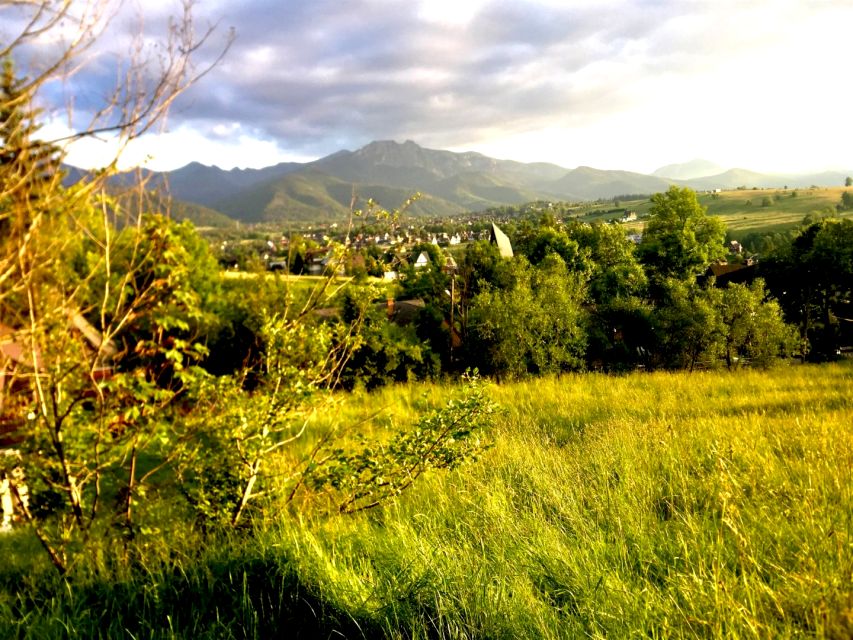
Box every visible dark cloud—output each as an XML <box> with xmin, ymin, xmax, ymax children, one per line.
<box><xmin>156</xmin><ymin>0</ymin><xmax>678</xmax><ymax>156</ymax></box>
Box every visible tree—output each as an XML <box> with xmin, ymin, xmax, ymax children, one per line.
<box><xmin>845</xmin><ymin>176</ymin><xmax>852</xmax><ymax>187</ymax></box>
<box><xmin>639</xmin><ymin>186</ymin><xmax>726</xmax><ymax>283</ymax></box>
<box><xmin>651</xmin><ymin>280</ymin><xmax>723</xmax><ymax>371</ymax></box>
<box><xmin>468</xmin><ymin>256</ymin><xmax>587</xmax><ymax>378</ymax></box>
<box><xmin>764</xmin><ymin>218</ymin><xmax>853</xmax><ymax>359</ymax></box>
<box><xmin>565</xmin><ymin>221</ymin><xmax>647</xmax><ymax>303</ymax></box>
<box><xmin>0</xmin><ymin>1</ymin><xmax>231</xmax><ymax>573</ymax></box>
<box><xmin>717</xmin><ymin>280</ymin><xmax>797</xmax><ymax>369</ymax></box>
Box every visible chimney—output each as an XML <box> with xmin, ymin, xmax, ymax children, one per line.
<box><xmin>386</xmin><ymin>298</ymin><xmax>395</xmax><ymax>318</ymax></box>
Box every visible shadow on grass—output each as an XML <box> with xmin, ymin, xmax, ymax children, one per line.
<box><xmin>2</xmin><ymin>549</ymin><xmax>382</xmax><ymax>639</ymax></box>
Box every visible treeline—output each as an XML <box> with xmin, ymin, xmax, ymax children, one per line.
<box><xmin>198</xmin><ymin>187</ymin><xmax>852</xmax><ymax>391</ymax></box>
<box><xmin>332</xmin><ymin>188</ymin><xmax>845</xmax><ymax>385</ymax></box>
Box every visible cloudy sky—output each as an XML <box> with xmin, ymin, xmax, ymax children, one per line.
<box><xmin>11</xmin><ymin>0</ymin><xmax>853</xmax><ymax>174</ymax></box>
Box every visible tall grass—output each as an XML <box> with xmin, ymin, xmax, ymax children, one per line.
<box><xmin>2</xmin><ymin>362</ymin><xmax>851</xmax><ymax>638</ymax></box>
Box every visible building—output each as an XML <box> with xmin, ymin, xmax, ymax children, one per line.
<box><xmin>489</xmin><ymin>223</ymin><xmax>514</xmax><ymax>258</ymax></box>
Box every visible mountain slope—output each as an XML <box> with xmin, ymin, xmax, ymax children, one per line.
<box><xmin>157</xmin><ymin>161</ymin><xmax>304</xmax><ymax>207</ymax></box>
<box><xmin>214</xmin><ymin>170</ymin><xmax>464</xmax><ymax>223</ymax></box>
<box><xmin>653</xmin><ymin>159</ymin><xmax>725</xmax><ymax>180</ymax></box>
<box><xmin>547</xmin><ymin>166</ymin><xmax>675</xmax><ymax>200</ymax></box>
<box><xmin>429</xmin><ymin>171</ymin><xmax>543</xmax><ymax>209</ymax></box>
<box><xmin>75</xmin><ymin>140</ymin><xmax>852</xmax><ymax>224</ymax></box>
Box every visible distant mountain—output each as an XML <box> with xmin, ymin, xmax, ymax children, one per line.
<box><xmin>63</xmin><ymin>141</ymin><xmax>853</xmax><ymax>224</ymax></box>
<box><xmin>60</xmin><ymin>164</ymin><xmax>236</xmax><ymax>227</ymax></box>
<box><xmin>685</xmin><ymin>168</ymin><xmax>773</xmax><ymax>191</ymax></box>
<box><xmin>684</xmin><ymin>169</ymin><xmax>853</xmax><ymax>191</ymax></box>
<box><xmin>546</xmin><ymin>166</ymin><xmax>674</xmax><ymax>201</ymax></box>
<box><xmin>215</xmin><ymin>169</ymin><xmax>465</xmax><ymax>223</ymax></box>
<box><xmin>653</xmin><ymin>159</ymin><xmax>725</xmax><ymax>180</ymax></box>
<box><xmin>156</xmin><ymin>161</ymin><xmax>304</xmax><ymax>207</ymax></box>
<box><xmin>204</xmin><ymin>140</ymin><xmax>572</xmax><ymax>221</ymax></box>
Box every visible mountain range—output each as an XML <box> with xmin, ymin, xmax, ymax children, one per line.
<box><xmin>74</xmin><ymin>140</ymin><xmax>852</xmax><ymax>226</ymax></box>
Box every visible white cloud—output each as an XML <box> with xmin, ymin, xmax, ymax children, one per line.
<box><xmin>21</xmin><ymin>0</ymin><xmax>853</xmax><ymax>173</ymax></box>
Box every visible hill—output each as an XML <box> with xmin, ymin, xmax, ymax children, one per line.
<box><xmin>609</xmin><ymin>186</ymin><xmax>853</xmax><ymax>236</ymax></box>
<box><xmin>215</xmin><ymin>169</ymin><xmax>465</xmax><ymax>222</ymax></box>
<box><xmin>65</xmin><ymin>141</ymin><xmax>853</xmax><ymax>225</ymax></box>
<box><xmin>546</xmin><ymin>166</ymin><xmax>674</xmax><ymax>200</ymax></box>
<box><xmin>653</xmin><ymin>158</ymin><xmax>725</xmax><ymax>180</ymax></box>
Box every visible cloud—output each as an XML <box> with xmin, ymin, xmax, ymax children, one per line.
<box><xmin>7</xmin><ymin>0</ymin><xmax>853</xmax><ymax>172</ymax></box>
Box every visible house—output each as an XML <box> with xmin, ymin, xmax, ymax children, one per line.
<box><xmin>414</xmin><ymin>251</ymin><xmax>431</xmax><ymax>269</ymax></box>
<box><xmin>313</xmin><ymin>299</ymin><xmax>425</xmax><ymax>327</ymax></box>
<box><xmin>728</xmin><ymin>240</ymin><xmax>743</xmax><ymax>255</ymax></box>
<box><xmin>384</xmin><ymin>299</ymin><xmax>426</xmax><ymax>325</ymax></box>
<box><xmin>442</xmin><ymin>254</ymin><xmax>458</xmax><ymax>274</ymax></box>
<box><xmin>489</xmin><ymin>223</ymin><xmax>514</xmax><ymax>258</ymax></box>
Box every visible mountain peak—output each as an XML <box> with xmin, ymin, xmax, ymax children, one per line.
<box><xmin>652</xmin><ymin>159</ymin><xmax>725</xmax><ymax>180</ymax></box>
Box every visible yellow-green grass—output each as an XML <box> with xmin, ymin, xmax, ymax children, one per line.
<box><xmin>2</xmin><ymin>362</ymin><xmax>851</xmax><ymax>638</ymax></box>
<box><xmin>273</xmin><ymin>362</ymin><xmax>853</xmax><ymax>638</ymax></box>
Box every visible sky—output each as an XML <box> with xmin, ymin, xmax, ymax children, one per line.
<box><xmin>8</xmin><ymin>0</ymin><xmax>853</xmax><ymax>174</ymax></box>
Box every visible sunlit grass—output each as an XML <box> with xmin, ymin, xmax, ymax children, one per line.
<box><xmin>2</xmin><ymin>362</ymin><xmax>852</xmax><ymax>637</ymax></box>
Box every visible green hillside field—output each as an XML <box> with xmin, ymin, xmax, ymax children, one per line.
<box><xmin>3</xmin><ymin>361</ymin><xmax>851</xmax><ymax>638</ymax></box>
<box><xmin>614</xmin><ymin>186</ymin><xmax>853</xmax><ymax>236</ymax></box>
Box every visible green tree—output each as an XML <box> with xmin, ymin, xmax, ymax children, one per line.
<box><xmin>565</xmin><ymin>221</ymin><xmax>647</xmax><ymax>302</ymax></box>
<box><xmin>717</xmin><ymin>280</ymin><xmax>797</xmax><ymax>369</ymax></box>
<box><xmin>639</xmin><ymin>186</ymin><xmax>727</xmax><ymax>282</ymax></box>
<box><xmin>651</xmin><ymin>280</ymin><xmax>723</xmax><ymax>371</ymax></box>
<box><xmin>468</xmin><ymin>256</ymin><xmax>587</xmax><ymax>378</ymax></box>
<box><xmin>764</xmin><ymin>218</ymin><xmax>853</xmax><ymax>359</ymax></box>
<box><xmin>845</xmin><ymin>176</ymin><xmax>852</xmax><ymax>187</ymax></box>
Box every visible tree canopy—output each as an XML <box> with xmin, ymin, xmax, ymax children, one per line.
<box><xmin>639</xmin><ymin>186</ymin><xmax>727</xmax><ymax>282</ymax></box>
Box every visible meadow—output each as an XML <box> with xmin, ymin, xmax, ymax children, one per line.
<box><xmin>2</xmin><ymin>361</ymin><xmax>851</xmax><ymax>638</ymax></box>
<box><xmin>615</xmin><ymin>187</ymin><xmax>853</xmax><ymax>236</ymax></box>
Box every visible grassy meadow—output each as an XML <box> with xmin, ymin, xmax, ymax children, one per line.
<box><xmin>2</xmin><ymin>361</ymin><xmax>852</xmax><ymax>638</ymax></box>
<box><xmin>610</xmin><ymin>187</ymin><xmax>853</xmax><ymax>236</ymax></box>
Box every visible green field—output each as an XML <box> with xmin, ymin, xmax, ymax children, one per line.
<box><xmin>593</xmin><ymin>187</ymin><xmax>853</xmax><ymax>237</ymax></box>
<box><xmin>3</xmin><ymin>362</ymin><xmax>851</xmax><ymax>638</ymax></box>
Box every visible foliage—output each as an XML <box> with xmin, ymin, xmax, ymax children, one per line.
<box><xmin>716</xmin><ymin>280</ymin><xmax>799</xmax><ymax>369</ymax></box>
<box><xmin>584</xmin><ymin>296</ymin><xmax>655</xmax><ymax>371</ymax></box>
<box><xmin>468</xmin><ymin>255</ymin><xmax>587</xmax><ymax>377</ymax></box>
<box><xmin>565</xmin><ymin>221</ymin><xmax>647</xmax><ymax>302</ymax></box>
<box><xmin>304</xmin><ymin>373</ymin><xmax>496</xmax><ymax>513</ymax></box>
<box><xmin>2</xmin><ymin>363</ymin><xmax>852</xmax><ymax>638</ymax></box>
<box><xmin>763</xmin><ymin>217</ymin><xmax>853</xmax><ymax>359</ymax></box>
<box><xmin>337</xmin><ymin>287</ymin><xmax>439</xmax><ymax>391</ymax></box>
<box><xmin>651</xmin><ymin>279</ymin><xmax>723</xmax><ymax>370</ymax></box>
<box><xmin>176</xmin><ymin>313</ymin><xmax>343</xmax><ymax>527</ymax></box>
<box><xmin>639</xmin><ymin>186</ymin><xmax>727</xmax><ymax>282</ymax></box>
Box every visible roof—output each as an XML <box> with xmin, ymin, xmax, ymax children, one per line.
<box><xmin>386</xmin><ymin>299</ymin><xmax>426</xmax><ymax>325</ymax></box>
<box><xmin>701</xmin><ymin>262</ymin><xmax>759</xmax><ymax>287</ymax></box>
<box><xmin>489</xmin><ymin>223</ymin><xmax>514</xmax><ymax>258</ymax></box>
<box><xmin>0</xmin><ymin>323</ymin><xmax>36</xmax><ymax>368</ymax></box>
